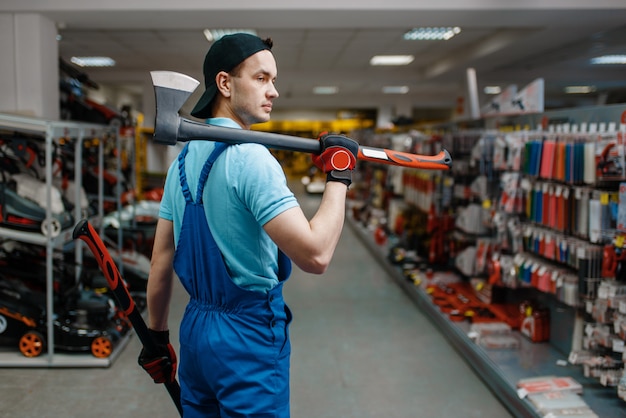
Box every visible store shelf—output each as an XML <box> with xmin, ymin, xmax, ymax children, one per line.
<box><xmin>0</xmin><ymin>113</ymin><xmax>128</xmax><ymax>368</ymax></box>
<box><xmin>0</xmin><ymin>113</ymin><xmax>112</xmax><ymax>138</ymax></box>
<box><xmin>348</xmin><ymin>217</ymin><xmax>626</xmax><ymax>418</ymax></box>
<box><xmin>0</xmin><ymin>329</ymin><xmax>133</xmax><ymax>368</ymax></box>
<box><xmin>0</xmin><ymin>216</ymin><xmax>101</xmax><ymax>248</ymax></box>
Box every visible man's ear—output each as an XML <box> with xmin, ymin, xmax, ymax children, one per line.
<box><xmin>215</xmin><ymin>71</ymin><xmax>231</xmax><ymax>98</ymax></box>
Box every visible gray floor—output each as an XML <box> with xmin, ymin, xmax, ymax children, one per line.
<box><xmin>0</xmin><ymin>190</ymin><xmax>513</xmax><ymax>418</ymax></box>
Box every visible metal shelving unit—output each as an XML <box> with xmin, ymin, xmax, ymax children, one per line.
<box><xmin>0</xmin><ymin>113</ymin><xmax>128</xmax><ymax>368</ymax></box>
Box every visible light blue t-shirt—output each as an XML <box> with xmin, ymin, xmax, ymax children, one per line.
<box><xmin>159</xmin><ymin>118</ymin><xmax>299</xmax><ymax>292</ymax></box>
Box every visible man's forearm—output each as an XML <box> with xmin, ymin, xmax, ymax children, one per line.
<box><xmin>308</xmin><ymin>181</ymin><xmax>347</xmax><ymax>259</ymax></box>
<box><xmin>147</xmin><ymin>271</ymin><xmax>174</xmax><ymax>331</ymax></box>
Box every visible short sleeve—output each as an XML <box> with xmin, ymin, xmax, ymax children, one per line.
<box><xmin>232</xmin><ymin>144</ymin><xmax>298</xmax><ymax>226</ymax></box>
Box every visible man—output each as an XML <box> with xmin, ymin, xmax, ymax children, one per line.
<box><xmin>139</xmin><ymin>33</ymin><xmax>359</xmax><ymax>417</ymax></box>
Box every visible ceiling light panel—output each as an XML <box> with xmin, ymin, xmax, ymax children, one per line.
<box><xmin>484</xmin><ymin>86</ymin><xmax>502</xmax><ymax>95</ymax></box>
<box><xmin>70</xmin><ymin>56</ymin><xmax>115</xmax><ymax>67</ymax></box>
<box><xmin>204</xmin><ymin>29</ymin><xmax>257</xmax><ymax>42</ymax></box>
<box><xmin>590</xmin><ymin>55</ymin><xmax>626</xmax><ymax>65</ymax></box>
<box><xmin>383</xmin><ymin>86</ymin><xmax>409</xmax><ymax>94</ymax></box>
<box><xmin>370</xmin><ymin>55</ymin><xmax>414</xmax><ymax>66</ymax></box>
<box><xmin>564</xmin><ymin>85</ymin><xmax>596</xmax><ymax>94</ymax></box>
<box><xmin>313</xmin><ymin>86</ymin><xmax>338</xmax><ymax>95</ymax></box>
<box><xmin>404</xmin><ymin>27</ymin><xmax>461</xmax><ymax>41</ymax></box>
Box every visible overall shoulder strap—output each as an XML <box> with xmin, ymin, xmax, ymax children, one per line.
<box><xmin>177</xmin><ymin>143</ymin><xmax>193</xmax><ymax>203</ymax></box>
<box><xmin>196</xmin><ymin>142</ymin><xmax>230</xmax><ymax>204</ymax></box>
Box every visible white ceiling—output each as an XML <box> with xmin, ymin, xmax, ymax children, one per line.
<box><xmin>4</xmin><ymin>1</ymin><xmax>626</xmax><ymax>120</ymax></box>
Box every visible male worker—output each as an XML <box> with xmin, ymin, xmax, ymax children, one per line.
<box><xmin>138</xmin><ymin>33</ymin><xmax>359</xmax><ymax>417</ymax></box>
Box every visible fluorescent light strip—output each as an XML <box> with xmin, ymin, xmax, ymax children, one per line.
<box><xmin>404</xmin><ymin>27</ymin><xmax>461</xmax><ymax>41</ymax></box>
<box><xmin>484</xmin><ymin>86</ymin><xmax>501</xmax><ymax>95</ymax></box>
<box><xmin>313</xmin><ymin>86</ymin><xmax>338</xmax><ymax>95</ymax></box>
<box><xmin>370</xmin><ymin>55</ymin><xmax>414</xmax><ymax>66</ymax></box>
<box><xmin>383</xmin><ymin>86</ymin><xmax>409</xmax><ymax>94</ymax></box>
<box><xmin>70</xmin><ymin>56</ymin><xmax>115</xmax><ymax>67</ymax></box>
<box><xmin>564</xmin><ymin>85</ymin><xmax>596</xmax><ymax>94</ymax></box>
<box><xmin>204</xmin><ymin>29</ymin><xmax>257</xmax><ymax>42</ymax></box>
<box><xmin>590</xmin><ymin>55</ymin><xmax>626</xmax><ymax>65</ymax></box>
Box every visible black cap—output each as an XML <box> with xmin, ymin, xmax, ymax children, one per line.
<box><xmin>190</xmin><ymin>33</ymin><xmax>272</xmax><ymax>119</ymax></box>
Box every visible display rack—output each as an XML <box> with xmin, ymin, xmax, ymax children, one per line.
<box><xmin>0</xmin><ymin>113</ymin><xmax>127</xmax><ymax>368</ymax></box>
<box><xmin>348</xmin><ymin>218</ymin><xmax>626</xmax><ymax>418</ymax></box>
<box><xmin>346</xmin><ymin>104</ymin><xmax>626</xmax><ymax>417</ymax></box>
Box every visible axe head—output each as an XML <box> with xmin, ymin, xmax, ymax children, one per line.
<box><xmin>150</xmin><ymin>71</ymin><xmax>200</xmax><ymax>145</ymax></box>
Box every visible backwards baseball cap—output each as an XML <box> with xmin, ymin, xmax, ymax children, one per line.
<box><xmin>190</xmin><ymin>33</ymin><xmax>273</xmax><ymax>119</ymax></box>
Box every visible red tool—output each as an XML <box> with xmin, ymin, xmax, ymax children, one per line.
<box><xmin>72</xmin><ymin>219</ymin><xmax>183</xmax><ymax>416</ymax></box>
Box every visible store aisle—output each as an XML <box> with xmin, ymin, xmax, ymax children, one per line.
<box><xmin>0</xmin><ymin>189</ymin><xmax>513</xmax><ymax>418</ymax></box>
<box><xmin>286</xmin><ymin>191</ymin><xmax>512</xmax><ymax>418</ymax></box>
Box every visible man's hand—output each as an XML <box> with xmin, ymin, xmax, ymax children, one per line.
<box><xmin>138</xmin><ymin>329</ymin><xmax>177</xmax><ymax>384</ymax></box>
<box><xmin>312</xmin><ymin>133</ymin><xmax>359</xmax><ymax>187</ymax></box>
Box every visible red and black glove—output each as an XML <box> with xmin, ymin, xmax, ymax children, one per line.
<box><xmin>138</xmin><ymin>329</ymin><xmax>177</xmax><ymax>384</ymax></box>
<box><xmin>312</xmin><ymin>133</ymin><xmax>359</xmax><ymax>187</ymax></box>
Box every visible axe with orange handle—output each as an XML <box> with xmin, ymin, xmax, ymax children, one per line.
<box><xmin>150</xmin><ymin>71</ymin><xmax>451</xmax><ymax>171</ymax></box>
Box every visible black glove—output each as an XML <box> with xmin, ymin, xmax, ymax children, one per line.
<box><xmin>138</xmin><ymin>329</ymin><xmax>177</xmax><ymax>384</ymax></box>
<box><xmin>312</xmin><ymin>133</ymin><xmax>359</xmax><ymax>187</ymax></box>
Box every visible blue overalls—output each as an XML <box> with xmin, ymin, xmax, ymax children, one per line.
<box><xmin>173</xmin><ymin>143</ymin><xmax>293</xmax><ymax>418</ymax></box>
